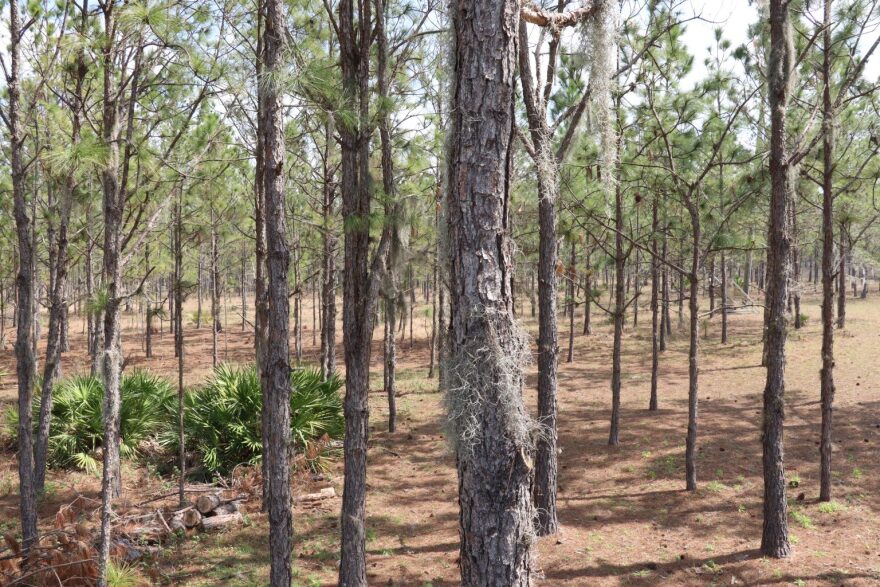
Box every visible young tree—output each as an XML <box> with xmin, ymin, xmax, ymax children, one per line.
<box><xmin>6</xmin><ymin>0</ymin><xmax>39</xmax><ymax>554</ymax></box>
<box><xmin>517</xmin><ymin>0</ymin><xmax>615</xmax><ymax>533</ymax></box>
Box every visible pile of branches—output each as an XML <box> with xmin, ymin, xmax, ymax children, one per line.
<box><xmin>0</xmin><ymin>478</ymin><xmax>257</xmax><ymax>586</ymax></box>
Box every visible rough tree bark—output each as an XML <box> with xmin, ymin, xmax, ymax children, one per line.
<box><xmin>447</xmin><ymin>1</ymin><xmax>536</xmax><ymax>583</ymax></box>
<box><xmin>260</xmin><ymin>0</ymin><xmax>294</xmax><ymax>582</ymax></box>
<box><xmin>253</xmin><ymin>0</ymin><xmax>269</xmax><ymax>512</ymax></box>
<box><xmin>517</xmin><ymin>22</ymin><xmax>559</xmax><ymax>530</ymax></box>
<box><xmin>336</xmin><ymin>0</ymin><xmax>389</xmax><ymax>582</ymax></box>
<box><xmin>761</xmin><ymin>0</ymin><xmax>793</xmax><ymax>558</ymax></box>
<box><xmin>320</xmin><ymin>118</ymin><xmax>337</xmax><ymax>380</ymax></box>
<box><xmin>819</xmin><ymin>0</ymin><xmax>835</xmax><ymax>503</ymax></box>
<box><xmin>9</xmin><ymin>0</ymin><xmax>39</xmax><ymax>552</ymax></box>
<box><xmin>97</xmin><ymin>5</ymin><xmax>143</xmax><ymax>580</ymax></box>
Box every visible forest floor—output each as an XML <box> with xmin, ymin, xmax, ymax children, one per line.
<box><xmin>1</xmin><ymin>287</ymin><xmax>879</xmax><ymax>586</ymax></box>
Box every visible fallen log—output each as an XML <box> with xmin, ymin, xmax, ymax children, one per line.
<box><xmin>213</xmin><ymin>502</ymin><xmax>240</xmax><ymax>516</ymax></box>
<box><xmin>196</xmin><ymin>493</ymin><xmax>222</xmax><ymax>514</ymax></box>
<box><xmin>200</xmin><ymin>512</ymin><xmax>243</xmax><ymax>531</ymax></box>
<box><xmin>183</xmin><ymin>509</ymin><xmax>203</xmax><ymax>528</ymax></box>
<box><xmin>294</xmin><ymin>487</ymin><xmax>336</xmax><ymax>503</ymax></box>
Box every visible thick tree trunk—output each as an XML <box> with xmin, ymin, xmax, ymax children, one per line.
<box><xmin>447</xmin><ymin>1</ymin><xmax>536</xmax><ymax>583</ymax></box>
<box><xmin>761</xmin><ymin>0</ymin><xmax>793</xmax><ymax>558</ymax></box>
<box><xmin>338</xmin><ymin>0</ymin><xmax>382</xmax><ymax>582</ymax></box>
<box><xmin>260</xmin><ymin>0</ymin><xmax>294</xmax><ymax>582</ymax></box>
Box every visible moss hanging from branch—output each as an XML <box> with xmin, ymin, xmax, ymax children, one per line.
<box><xmin>582</xmin><ymin>0</ymin><xmax>618</xmax><ymax>194</ymax></box>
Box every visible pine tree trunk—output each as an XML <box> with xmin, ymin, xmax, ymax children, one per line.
<box><xmin>384</xmin><ymin>299</ymin><xmax>396</xmax><ymax>433</ymax></box>
<box><xmin>567</xmin><ymin>240</ymin><xmax>576</xmax><ymax>363</ymax></box>
<box><xmin>35</xmin><ymin>162</ymin><xmax>74</xmax><ymax>495</ymax></box>
<box><xmin>9</xmin><ymin>0</ymin><xmax>38</xmax><ymax>551</ymax></box>
<box><xmin>338</xmin><ymin>0</ymin><xmax>380</xmax><ymax>581</ymax></box>
<box><xmin>685</xmin><ymin>204</ymin><xmax>701</xmax><ymax>491</ymax></box>
<box><xmin>97</xmin><ymin>16</ymin><xmax>142</xmax><ymax>580</ymax></box>
<box><xmin>609</xmin><ymin>181</ymin><xmax>625</xmax><ymax>446</ymax></box>
<box><xmin>428</xmin><ymin>229</ymin><xmax>438</xmax><ymax>378</ymax></box>
<box><xmin>447</xmin><ymin>2</ymin><xmax>535</xmax><ymax>581</ymax></box>
<box><xmin>583</xmin><ymin>247</ymin><xmax>592</xmax><ymax>335</ymax></box>
<box><xmin>819</xmin><ymin>0</ymin><xmax>835</xmax><ymax>503</ymax></box>
<box><xmin>241</xmin><ymin>244</ymin><xmax>248</xmax><ymax>332</ymax></box>
<box><xmin>708</xmin><ymin>255</ymin><xmax>716</xmax><ymax>316</ymax></box>
<box><xmin>260</xmin><ymin>0</ymin><xmax>294</xmax><ymax>582</ymax></box>
<box><xmin>761</xmin><ymin>0</ymin><xmax>793</xmax><ymax>557</ymax></box>
<box><xmin>836</xmin><ymin>221</ymin><xmax>846</xmax><ymax>329</ymax></box>
<box><xmin>211</xmin><ymin>209</ymin><xmax>220</xmax><ymax>367</ymax></box>
<box><xmin>174</xmin><ymin>196</ymin><xmax>186</xmax><ymax>507</ymax></box>
<box><xmin>745</xmin><ymin>228</ymin><xmax>753</xmax><ymax>296</ymax></box>
<box><xmin>721</xmin><ymin>252</ymin><xmax>729</xmax><ymax>341</ymax></box>
<box><xmin>659</xmin><ymin>233</ymin><xmax>668</xmax><ymax>350</ymax></box>
<box><xmin>650</xmin><ymin>198</ymin><xmax>660</xmax><ymax>411</ymax></box>
<box><xmin>320</xmin><ymin>118</ymin><xmax>337</xmax><ymax>380</ymax></box>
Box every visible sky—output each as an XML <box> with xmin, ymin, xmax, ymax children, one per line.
<box><xmin>678</xmin><ymin>0</ymin><xmax>880</xmax><ymax>88</ymax></box>
<box><xmin>679</xmin><ymin>1</ymin><xmax>759</xmax><ymax>89</ymax></box>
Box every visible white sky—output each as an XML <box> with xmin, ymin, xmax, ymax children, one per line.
<box><xmin>678</xmin><ymin>0</ymin><xmax>880</xmax><ymax>88</ymax></box>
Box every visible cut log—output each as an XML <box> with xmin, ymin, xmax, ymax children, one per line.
<box><xmin>183</xmin><ymin>509</ymin><xmax>203</xmax><ymax>528</ymax></box>
<box><xmin>213</xmin><ymin>502</ymin><xmax>240</xmax><ymax>516</ymax></box>
<box><xmin>295</xmin><ymin>486</ymin><xmax>336</xmax><ymax>503</ymax></box>
<box><xmin>196</xmin><ymin>493</ymin><xmax>222</xmax><ymax>514</ymax></box>
<box><xmin>200</xmin><ymin>512</ymin><xmax>243</xmax><ymax>531</ymax></box>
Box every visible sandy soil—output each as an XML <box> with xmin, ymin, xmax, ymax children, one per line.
<box><xmin>0</xmin><ymin>287</ymin><xmax>878</xmax><ymax>586</ymax></box>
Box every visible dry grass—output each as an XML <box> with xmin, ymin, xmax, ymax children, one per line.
<box><xmin>1</xmin><ymin>288</ymin><xmax>878</xmax><ymax>586</ymax></box>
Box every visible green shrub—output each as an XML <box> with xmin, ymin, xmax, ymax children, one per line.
<box><xmin>5</xmin><ymin>369</ymin><xmax>174</xmax><ymax>474</ymax></box>
<box><xmin>162</xmin><ymin>364</ymin><xmax>343</xmax><ymax>477</ymax></box>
